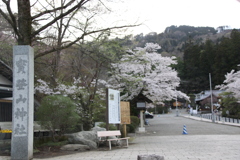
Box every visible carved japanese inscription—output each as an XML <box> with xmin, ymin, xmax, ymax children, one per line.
<box><xmin>14</xmin><ymin>124</ymin><xmax>27</xmax><ymax>135</ymax></box>
<box><xmin>13</xmin><ymin>56</ymin><xmax>28</xmax><ymax>137</ymax></box>
<box><xmin>16</xmin><ymin>78</ymin><xmax>27</xmax><ymax>90</ymax></box>
<box><xmin>16</xmin><ymin>94</ymin><xmax>27</xmax><ymax>104</ymax></box>
<box><xmin>16</xmin><ymin>58</ymin><xmax>27</xmax><ymax>74</ymax></box>
<box><xmin>15</xmin><ymin>107</ymin><xmax>27</xmax><ymax>121</ymax></box>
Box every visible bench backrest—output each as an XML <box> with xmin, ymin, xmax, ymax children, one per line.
<box><xmin>97</xmin><ymin>130</ymin><xmax>121</xmax><ymax>137</ymax></box>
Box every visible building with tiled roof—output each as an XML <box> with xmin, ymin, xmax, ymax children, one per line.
<box><xmin>195</xmin><ymin>90</ymin><xmax>223</xmax><ymax>111</ymax></box>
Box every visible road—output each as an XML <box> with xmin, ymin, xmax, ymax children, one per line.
<box><xmin>144</xmin><ymin>109</ymin><xmax>240</xmax><ymax>136</ymax></box>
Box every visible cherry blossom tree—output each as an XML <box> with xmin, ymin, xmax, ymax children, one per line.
<box><xmin>217</xmin><ymin>65</ymin><xmax>240</xmax><ymax>102</ymax></box>
<box><xmin>103</xmin><ymin>43</ymin><xmax>189</xmax><ymax>105</ymax></box>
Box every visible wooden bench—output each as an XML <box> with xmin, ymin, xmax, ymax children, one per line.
<box><xmin>97</xmin><ymin>130</ymin><xmax>130</xmax><ymax>150</ymax></box>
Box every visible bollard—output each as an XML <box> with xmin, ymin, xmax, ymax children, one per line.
<box><xmin>182</xmin><ymin>125</ymin><xmax>188</xmax><ymax>135</ymax></box>
<box><xmin>145</xmin><ymin>119</ymin><xmax>149</xmax><ymax>126</ymax></box>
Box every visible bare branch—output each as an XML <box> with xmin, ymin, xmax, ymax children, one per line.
<box><xmin>0</xmin><ymin>0</ymin><xmax>19</xmax><ymax>38</ymax></box>
<box><xmin>34</xmin><ymin>24</ymin><xmax>139</xmax><ymax>59</ymax></box>
<box><xmin>31</xmin><ymin>0</ymin><xmax>76</xmax><ymax>20</ymax></box>
<box><xmin>60</xmin><ymin>12</ymin><xmax>77</xmax><ymax>41</ymax></box>
<box><xmin>99</xmin><ymin>0</ymin><xmax>111</xmax><ymax>12</ymax></box>
<box><xmin>32</xmin><ymin>0</ymin><xmax>90</xmax><ymax>37</ymax></box>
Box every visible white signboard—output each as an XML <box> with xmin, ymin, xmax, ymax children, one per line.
<box><xmin>108</xmin><ymin>89</ymin><xmax>120</xmax><ymax>124</ymax></box>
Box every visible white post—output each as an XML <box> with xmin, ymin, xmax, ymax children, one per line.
<box><xmin>140</xmin><ymin>110</ymin><xmax>144</xmax><ymax>127</ymax></box>
<box><xmin>176</xmin><ymin>91</ymin><xmax>179</xmax><ymax>116</ymax></box>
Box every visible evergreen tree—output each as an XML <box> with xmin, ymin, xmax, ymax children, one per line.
<box><xmin>214</xmin><ymin>37</ymin><xmax>234</xmax><ymax>85</ymax></box>
<box><xmin>180</xmin><ymin>30</ymin><xmax>240</xmax><ymax>94</ymax></box>
<box><xmin>198</xmin><ymin>40</ymin><xmax>216</xmax><ymax>87</ymax></box>
<box><xmin>181</xmin><ymin>41</ymin><xmax>202</xmax><ymax>93</ymax></box>
<box><xmin>229</xmin><ymin>29</ymin><xmax>240</xmax><ymax>69</ymax></box>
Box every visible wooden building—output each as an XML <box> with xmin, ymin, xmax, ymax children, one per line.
<box><xmin>194</xmin><ymin>90</ymin><xmax>223</xmax><ymax>111</ymax></box>
<box><xmin>0</xmin><ymin>60</ymin><xmax>13</xmax><ymax>122</ymax></box>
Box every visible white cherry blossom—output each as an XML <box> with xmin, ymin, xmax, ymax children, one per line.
<box><xmin>217</xmin><ymin>65</ymin><xmax>240</xmax><ymax>102</ymax></box>
<box><xmin>105</xmin><ymin>43</ymin><xmax>189</xmax><ymax>104</ymax></box>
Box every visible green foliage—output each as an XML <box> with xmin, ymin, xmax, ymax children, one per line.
<box><xmin>36</xmin><ymin>95</ymin><xmax>80</xmax><ymax>139</ymax></box>
<box><xmin>98</xmin><ymin>123</ymin><xmax>117</xmax><ymax>130</ymax></box>
<box><xmin>127</xmin><ymin>116</ymin><xmax>139</xmax><ymax>133</ymax></box>
<box><xmin>126</xmin><ymin>124</ymin><xmax>135</xmax><ymax>133</ymax></box>
<box><xmin>220</xmin><ymin>92</ymin><xmax>240</xmax><ymax>118</ymax></box>
<box><xmin>38</xmin><ymin>140</ymin><xmax>68</xmax><ymax>147</ymax></box>
<box><xmin>76</xmin><ymin>93</ymin><xmax>106</xmax><ymax>131</ymax></box>
<box><xmin>171</xmin><ymin>58</ymin><xmax>184</xmax><ymax>77</ymax></box>
<box><xmin>158</xmin><ymin>107</ymin><xmax>167</xmax><ymax>114</ymax></box>
<box><xmin>148</xmin><ymin>106</ymin><xmax>169</xmax><ymax>114</ymax></box>
<box><xmin>92</xmin><ymin>105</ymin><xmax>106</xmax><ymax>123</ymax></box>
<box><xmin>130</xmin><ymin>116</ymin><xmax>140</xmax><ymax>127</ymax></box>
<box><xmin>34</xmin><ymin>136</ymin><xmax>68</xmax><ymax>147</ymax></box>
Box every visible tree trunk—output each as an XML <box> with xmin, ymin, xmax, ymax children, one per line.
<box><xmin>17</xmin><ymin>0</ymin><xmax>32</xmax><ymax>45</ymax></box>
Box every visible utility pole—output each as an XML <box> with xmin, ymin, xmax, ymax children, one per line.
<box><xmin>209</xmin><ymin>73</ymin><xmax>215</xmax><ymax>123</ymax></box>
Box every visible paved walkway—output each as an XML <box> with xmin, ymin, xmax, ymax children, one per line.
<box><xmin>1</xmin><ymin>110</ymin><xmax>240</xmax><ymax>160</ymax></box>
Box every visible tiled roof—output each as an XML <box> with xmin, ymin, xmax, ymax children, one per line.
<box><xmin>195</xmin><ymin>90</ymin><xmax>223</xmax><ymax>102</ymax></box>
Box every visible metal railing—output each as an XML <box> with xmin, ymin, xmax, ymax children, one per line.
<box><xmin>194</xmin><ymin>113</ymin><xmax>240</xmax><ymax>124</ymax></box>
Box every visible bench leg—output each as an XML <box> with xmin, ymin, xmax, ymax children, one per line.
<box><xmin>108</xmin><ymin>141</ymin><xmax>112</xmax><ymax>150</ymax></box>
<box><xmin>126</xmin><ymin>139</ymin><xmax>129</xmax><ymax>148</ymax></box>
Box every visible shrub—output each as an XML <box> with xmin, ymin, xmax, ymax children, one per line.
<box><xmin>127</xmin><ymin>116</ymin><xmax>139</xmax><ymax>133</ymax></box>
<box><xmin>35</xmin><ymin>95</ymin><xmax>80</xmax><ymax>141</ymax></box>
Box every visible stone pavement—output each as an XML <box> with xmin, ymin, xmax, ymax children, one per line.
<box><xmin>1</xmin><ymin>109</ymin><xmax>240</xmax><ymax>160</ymax></box>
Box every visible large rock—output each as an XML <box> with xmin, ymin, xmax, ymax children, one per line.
<box><xmin>66</xmin><ymin>131</ymin><xmax>98</xmax><ymax>149</ymax></box>
<box><xmin>65</xmin><ymin>127</ymin><xmax>120</xmax><ymax>149</ymax></box>
<box><xmin>138</xmin><ymin>154</ymin><xmax>164</xmax><ymax>160</ymax></box>
<box><xmin>91</xmin><ymin>126</ymin><xmax>106</xmax><ymax>132</ymax></box>
<box><xmin>60</xmin><ymin>144</ymin><xmax>90</xmax><ymax>151</ymax></box>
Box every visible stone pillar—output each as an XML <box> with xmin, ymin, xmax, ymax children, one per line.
<box><xmin>11</xmin><ymin>46</ymin><xmax>34</xmax><ymax>160</ymax></box>
<box><xmin>138</xmin><ymin>110</ymin><xmax>145</xmax><ymax>132</ymax></box>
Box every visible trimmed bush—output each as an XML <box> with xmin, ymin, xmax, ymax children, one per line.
<box><xmin>127</xmin><ymin>116</ymin><xmax>139</xmax><ymax>133</ymax></box>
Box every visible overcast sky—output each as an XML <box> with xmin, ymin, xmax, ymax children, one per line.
<box><xmin>109</xmin><ymin>0</ymin><xmax>240</xmax><ymax>35</ymax></box>
<box><xmin>3</xmin><ymin>0</ymin><xmax>240</xmax><ymax>37</ymax></box>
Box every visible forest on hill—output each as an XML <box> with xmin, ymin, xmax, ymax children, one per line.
<box><xmin>178</xmin><ymin>29</ymin><xmax>240</xmax><ymax>94</ymax></box>
<box><xmin>132</xmin><ymin>25</ymin><xmax>232</xmax><ymax>58</ymax></box>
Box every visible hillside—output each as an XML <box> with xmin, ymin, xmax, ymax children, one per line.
<box><xmin>132</xmin><ymin>25</ymin><xmax>234</xmax><ymax>59</ymax></box>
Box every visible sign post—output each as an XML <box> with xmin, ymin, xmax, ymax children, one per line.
<box><xmin>120</xmin><ymin>101</ymin><xmax>131</xmax><ymax>137</ymax></box>
<box><xmin>106</xmin><ymin>89</ymin><xmax>120</xmax><ymax>130</ymax></box>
